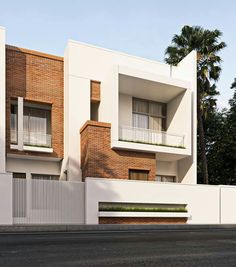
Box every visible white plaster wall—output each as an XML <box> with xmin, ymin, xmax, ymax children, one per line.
<box><xmin>85</xmin><ymin>178</ymin><xmax>220</xmax><ymax>224</ymax></box>
<box><xmin>156</xmin><ymin>160</ymin><xmax>178</xmax><ymax>178</ymax></box>
<box><xmin>66</xmin><ymin>40</ymin><xmax>172</xmax><ymax>143</ymax></box>
<box><xmin>172</xmin><ymin>51</ymin><xmax>197</xmax><ymax>184</ymax></box>
<box><xmin>0</xmin><ymin>27</ymin><xmax>6</xmax><ymax>173</ymax></box>
<box><xmin>0</xmin><ymin>173</ymin><xmax>13</xmax><ymax>225</ymax></box>
<box><xmin>64</xmin><ymin>45</ymin><xmax>91</xmax><ymax>181</ymax></box>
<box><xmin>220</xmin><ymin>186</ymin><xmax>236</xmax><ymax>224</ymax></box>
<box><xmin>6</xmin><ymin>158</ymin><xmax>61</xmax><ymax>180</ymax></box>
<box><xmin>119</xmin><ymin>94</ymin><xmax>132</xmax><ymax>127</ymax></box>
<box><xmin>167</xmin><ymin>90</ymin><xmax>191</xmax><ymax>152</ymax></box>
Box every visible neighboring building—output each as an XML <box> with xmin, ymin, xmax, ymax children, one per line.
<box><xmin>0</xmin><ymin>26</ymin><xmax>197</xmax><ymax>184</ymax></box>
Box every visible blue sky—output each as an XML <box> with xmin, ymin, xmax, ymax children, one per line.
<box><xmin>0</xmin><ymin>0</ymin><xmax>235</xmax><ymax>108</ymax></box>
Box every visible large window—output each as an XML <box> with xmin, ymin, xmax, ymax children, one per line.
<box><xmin>129</xmin><ymin>169</ymin><xmax>149</xmax><ymax>181</ymax></box>
<box><xmin>23</xmin><ymin>102</ymin><xmax>51</xmax><ymax>147</ymax></box>
<box><xmin>132</xmin><ymin>98</ymin><xmax>166</xmax><ymax>131</ymax></box>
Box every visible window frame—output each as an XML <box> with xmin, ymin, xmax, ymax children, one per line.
<box><xmin>132</xmin><ymin>98</ymin><xmax>167</xmax><ymax>131</ymax></box>
<box><xmin>31</xmin><ymin>174</ymin><xmax>59</xmax><ymax>181</ymax></box>
<box><xmin>155</xmin><ymin>175</ymin><xmax>176</xmax><ymax>183</ymax></box>
<box><xmin>129</xmin><ymin>169</ymin><xmax>150</xmax><ymax>181</ymax></box>
<box><xmin>10</xmin><ymin>99</ymin><xmax>18</xmax><ymax>145</ymax></box>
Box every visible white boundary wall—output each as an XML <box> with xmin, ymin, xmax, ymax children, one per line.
<box><xmin>85</xmin><ymin>178</ymin><xmax>236</xmax><ymax>225</ymax></box>
<box><xmin>0</xmin><ymin>173</ymin><xmax>13</xmax><ymax>225</ymax></box>
<box><xmin>1</xmin><ymin>175</ymin><xmax>236</xmax><ymax>225</ymax></box>
<box><xmin>220</xmin><ymin>186</ymin><xmax>236</xmax><ymax>224</ymax></box>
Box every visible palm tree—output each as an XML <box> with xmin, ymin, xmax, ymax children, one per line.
<box><xmin>165</xmin><ymin>26</ymin><xmax>226</xmax><ymax>184</ymax></box>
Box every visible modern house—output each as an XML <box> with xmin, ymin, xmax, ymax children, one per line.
<box><xmin>0</xmin><ymin>26</ymin><xmax>197</xmax><ymax>184</ymax></box>
<box><xmin>0</xmin><ymin>26</ymin><xmax>206</xmax><ymax>225</ymax></box>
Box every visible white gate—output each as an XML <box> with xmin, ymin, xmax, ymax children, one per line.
<box><xmin>13</xmin><ymin>178</ymin><xmax>85</xmax><ymax>225</ymax></box>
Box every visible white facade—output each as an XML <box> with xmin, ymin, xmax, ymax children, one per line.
<box><xmin>64</xmin><ymin>40</ymin><xmax>197</xmax><ymax>183</ymax></box>
<box><xmin>0</xmin><ymin>26</ymin><xmax>197</xmax><ymax>183</ymax></box>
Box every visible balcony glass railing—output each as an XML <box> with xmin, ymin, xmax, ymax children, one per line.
<box><xmin>23</xmin><ymin>131</ymin><xmax>52</xmax><ymax>148</ymax></box>
<box><xmin>11</xmin><ymin>130</ymin><xmax>52</xmax><ymax>148</ymax></box>
<box><xmin>119</xmin><ymin>126</ymin><xmax>185</xmax><ymax>148</ymax></box>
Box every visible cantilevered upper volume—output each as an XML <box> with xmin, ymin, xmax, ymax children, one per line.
<box><xmin>0</xmin><ymin>26</ymin><xmax>197</xmax><ymax>184</ymax></box>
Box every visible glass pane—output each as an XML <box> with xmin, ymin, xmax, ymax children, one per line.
<box><xmin>162</xmin><ymin>176</ymin><xmax>175</xmax><ymax>182</ymax></box>
<box><xmin>149</xmin><ymin>116</ymin><xmax>162</xmax><ymax>131</ymax></box>
<box><xmin>23</xmin><ymin>105</ymin><xmax>51</xmax><ymax>146</ymax></box>
<box><xmin>133</xmin><ymin>99</ymin><xmax>148</xmax><ymax>114</ymax></box>
<box><xmin>11</xmin><ymin>104</ymin><xmax>18</xmax><ymax>143</ymax></box>
<box><xmin>32</xmin><ymin>174</ymin><xmax>59</xmax><ymax>180</ymax></box>
<box><xmin>129</xmin><ymin>170</ymin><xmax>149</xmax><ymax>181</ymax></box>
<box><xmin>133</xmin><ymin>113</ymin><xmax>148</xmax><ymax>129</ymax></box>
<box><xmin>149</xmin><ymin>102</ymin><xmax>162</xmax><ymax>116</ymax></box>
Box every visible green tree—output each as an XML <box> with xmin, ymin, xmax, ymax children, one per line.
<box><xmin>165</xmin><ymin>25</ymin><xmax>226</xmax><ymax>184</ymax></box>
<box><xmin>205</xmin><ymin>80</ymin><xmax>236</xmax><ymax>185</ymax></box>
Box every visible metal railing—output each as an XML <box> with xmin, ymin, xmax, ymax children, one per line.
<box><xmin>119</xmin><ymin>125</ymin><xmax>185</xmax><ymax>148</ymax></box>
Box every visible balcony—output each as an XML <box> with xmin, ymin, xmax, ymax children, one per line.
<box><xmin>10</xmin><ymin>130</ymin><xmax>52</xmax><ymax>153</ymax></box>
<box><xmin>23</xmin><ymin>131</ymin><xmax>52</xmax><ymax>148</ymax></box>
<box><xmin>119</xmin><ymin>126</ymin><xmax>185</xmax><ymax>149</ymax></box>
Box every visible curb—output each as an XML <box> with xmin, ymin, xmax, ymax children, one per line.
<box><xmin>1</xmin><ymin>224</ymin><xmax>236</xmax><ymax>233</ymax></box>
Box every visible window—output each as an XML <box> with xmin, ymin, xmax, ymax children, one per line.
<box><xmin>31</xmin><ymin>174</ymin><xmax>59</xmax><ymax>180</ymax></box>
<box><xmin>10</xmin><ymin>100</ymin><xmax>18</xmax><ymax>144</ymax></box>
<box><xmin>132</xmin><ymin>98</ymin><xmax>166</xmax><ymax>131</ymax></box>
<box><xmin>155</xmin><ymin>175</ymin><xmax>176</xmax><ymax>183</ymax></box>
<box><xmin>91</xmin><ymin>102</ymin><xmax>99</xmax><ymax>121</ymax></box>
<box><xmin>129</xmin><ymin>169</ymin><xmax>149</xmax><ymax>181</ymax></box>
<box><xmin>23</xmin><ymin>102</ymin><xmax>52</xmax><ymax>147</ymax></box>
<box><xmin>13</xmin><ymin>172</ymin><xmax>26</xmax><ymax>179</ymax></box>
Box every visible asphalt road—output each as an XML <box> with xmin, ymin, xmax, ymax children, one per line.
<box><xmin>0</xmin><ymin>229</ymin><xmax>236</xmax><ymax>266</ymax></box>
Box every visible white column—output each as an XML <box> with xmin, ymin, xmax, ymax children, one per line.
<box><xmin>0</xmin><ymin>172</ymin><xmax>13</xmax><ymax>225</ymax></box>
<box><xmin>18</xmin><ymin>97</ymin><xmax>24</xmax><ymax>151</ymax></box>
<box><xmin>0</xmin><ymin>27</ymin><xmax>6</xmax><ymax>173</ymax></box>
<box><xmin>67</xmin><ymin>77</ymin><xmax>90</xmax><ymax>181</ymax></box>
<box><xmin>62</xmin><ymin>44</ymin><xmax>91</xmax><ymax>181</ymax></box>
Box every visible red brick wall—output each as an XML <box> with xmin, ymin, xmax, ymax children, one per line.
<box><xmin>80</xmin><ymin>121</ymin><xmax>156</xmax><ymax>181</ymax></box>
<box><xmin>99</xmin><ymin>217</ymin><xmax>187</xmax><ymax>224</ymax></box>
<box><xmin>90</xmin><ymin>80</ymin><xmax>100</xmax><ymax>103</ymax></box>
<box><xmin>6</xmin><ymin>45</ymin><xmax>64</xmax><ymax>158</ymax></box>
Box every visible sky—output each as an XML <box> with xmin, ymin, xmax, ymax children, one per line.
<box><xmin>0</xmin><ymin>0</ymin><xmax>235</xmax><ymax>108</ymax></box>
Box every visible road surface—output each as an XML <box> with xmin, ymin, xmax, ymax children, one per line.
<box><xmin>0</xmin><ymin>229</ymin><xmax>236</xmax><ymax>266</ymax></box>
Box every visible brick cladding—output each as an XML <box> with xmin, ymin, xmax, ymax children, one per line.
<box><xmin>99</xmin><ymin>217</ymin><xmax>187</xmax><ymax>224</ymax></box>
<box><xmin>90</xmin><ymin>80</ymin><xmax>100</xmax><ymax>103</ymax></box>
<box><xmin>80</xmin><ymin>121</ymin><xmax>156</xmax><ymax>181</ymax></box>
<box><xmin>6</xmin><ymin>45</ymin><xmax>64</xmax><ymax>158</ymax></box>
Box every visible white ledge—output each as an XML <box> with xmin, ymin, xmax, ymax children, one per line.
<box><xmin>10</xmin><ymin>144</ymin><xmax>18</xmax><ymax>150</ymax></box>
<box><xmin>99</xmin><ymin>212</ymin><xmax>190</xmax><ymax>218</ymax></box>
<box><xmin>23</xmin><ymin>146</ymin><xmax>53</xmax><ymax>153</ymax></box>
<box><xmin>10</xmin><ymin>144</ymin><xmax>53</xmax><ymax>153</ymax></box>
